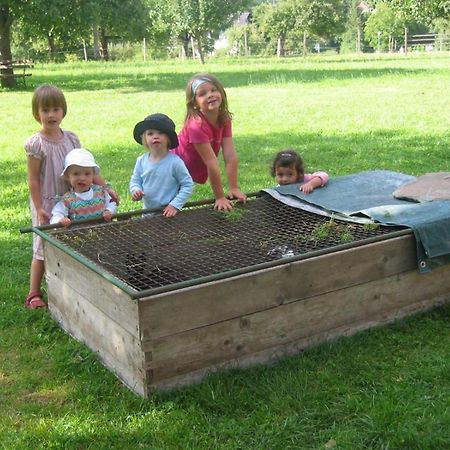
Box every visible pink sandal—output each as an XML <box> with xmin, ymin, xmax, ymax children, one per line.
<box><xmin>25</xmin><ymin>291</ymin><xmax>47</xmax><ymax>309</ymax></box>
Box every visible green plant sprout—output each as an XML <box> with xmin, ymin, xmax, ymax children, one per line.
<box><xmin>213</xmin><ymin>208</ymin><xmax>248</xmax><ymax>222</ymax></box>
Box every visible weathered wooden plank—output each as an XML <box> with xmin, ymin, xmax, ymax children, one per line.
<box><xmin>138</xmin><ymin>265</ymin><xmax>284</xmax><ymax>340</ymax></box>
<box><xmin>145</xmin><ymin>263</ymin><xmax>450</xmax><ymax>381</ymax></box>
<box><xmin>47</xmin><ymin>273</ymin><xmax>147</xmax><ymax>397</ymax></box>
<box><xmin>279</xmin><ymin>233</ymin><xmax>416</xmax><ymax>305</ymax></box>
<box><xmin>146</xmin><ymin>294</ymin><xmax>440</xmax><ymax>392</ymax></box>
<box><xmin>139</xmin><ymin>235</ymin><xmax>416</xmax><ymax>340</ymax></box>
<box><xmin>45</xmin><ymin>244</ymin><xmax>139</xmax><ymax>337</ymax></box>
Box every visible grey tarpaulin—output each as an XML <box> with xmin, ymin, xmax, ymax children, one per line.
<box><xmin>263</xmin><ymin>170</ymin><xmax>450</xmax><ymax>273</ymax></box>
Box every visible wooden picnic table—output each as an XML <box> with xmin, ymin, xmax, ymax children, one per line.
<box><xmin>0</xmin><ymin>60</ymin><xmax>33</xmax><ymax>87</ymax></box>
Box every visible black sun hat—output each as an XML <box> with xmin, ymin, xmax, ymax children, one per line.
<box><xmin>133</xmin><ymin>113</ymin><xmax>179</xmax><ymax>149</ymax></box>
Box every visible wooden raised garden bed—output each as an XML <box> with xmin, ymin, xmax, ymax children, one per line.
<box><xmin>37</xmin><ymin>194</ymin><xmax>450</xmax><ymax>397</ymax></box>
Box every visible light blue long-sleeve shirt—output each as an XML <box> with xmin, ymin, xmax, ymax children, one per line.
<box><xmin>130</xmin><ymin>152</ymin><xmax>194</xmax><ymax>211</ymax></box>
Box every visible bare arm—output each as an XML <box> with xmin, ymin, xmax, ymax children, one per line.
<box><xmin>27</xmin><ymin>155</ymin><xmax>49</xmax><ymax>224</ymax></box>
<box><xmin>94</xmin><ymin>174</ymin><xmax>120</xmax><ymax>204</ymax></box>
<box><xmin>300</xmin><ymin>177</ymin><xmax>323</xmax><ymax>194</ymax></box>
<box><xmin>193</xmin><ymin>142</ymin><xmax>232</xmax><ymax>210</ymax></box>
<box><xmin>300</xmin><ymin>172</ymin><xmax>329</xmax><ymax>194</ymax></box>
<box><xmin>221</xmin><ymin>137</ymin><xmax>247</xmax><ymax>202</ymax></box>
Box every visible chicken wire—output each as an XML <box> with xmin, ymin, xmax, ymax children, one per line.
<box><xmin>47</xmin><ymin>193</ymin><xmax>406</xmax><ymax>297</ymax></box>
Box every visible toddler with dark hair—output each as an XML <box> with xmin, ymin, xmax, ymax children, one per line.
<box><xmin>271</xmin><ymin>149</ymin><xmax>328</xmax><ymax>193</ymax></box>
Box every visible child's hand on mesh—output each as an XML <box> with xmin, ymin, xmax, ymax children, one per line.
<box><xmin>59</xmin><ymin>217</ymin><xmax>71</xmax><ymax>227</ymax></box>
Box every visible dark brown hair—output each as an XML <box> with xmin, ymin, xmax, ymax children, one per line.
<box><xmin>185</xmin><ymin>73</ymin><xmax>230</xmax><ymax>126</ymax></box>
<box><xmin>32</xmin><ymin>84</ymin><xmax>67</xmax><ymax>122</ymax></box>
<box><xmin>271</xmin><ymin>149</ymin><xmax>305</xmax><ymax>180</ymax></box>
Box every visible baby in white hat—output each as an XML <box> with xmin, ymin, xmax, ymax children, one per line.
<box><xmin>50</xmin><ymin>148</ymin><xmax>117</xmax><ymax>226</ymax></box>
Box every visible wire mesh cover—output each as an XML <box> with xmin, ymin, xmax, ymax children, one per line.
<box><xmin>49</xmin><ymin>193</ymin><xmax>404</xmax><ymax>296</ymax></box>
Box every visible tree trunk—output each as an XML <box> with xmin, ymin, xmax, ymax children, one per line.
<box><xmin>99</xmin><ymin>27</ymin><xmax>109</xmax><ymax>61</ymax></box>
<box><xmin>277</xmin><ymin>36</ymin><xmax>285</xmax><ymax>57</ymax></box>
<box><xmin>196</xmin><ymin>36</ymin><xmax>205</xmax><ymax>64</ymax></box>
<box><xmin>0</xmin><ymin>4</ymin><xmax>15</xmax><ymax>88</ymax></box>
<box><xmin>47</xmin><ymin>33</ymin><xmax>56</xmax><ymax>61</ymax></box>
<box><xmin>180</xmin><ymin>33</ymin><xmax>189</xmax><ymax>59</ymax></box>
<box><xmin>190</xmin><ymin>35</ymin><xmax>196</xmax><ymax>60</ymax></box>
<box><xmin>93</xmin><ymin>23</ymin><xmax>100</xmax><ymax>60</ymax></box>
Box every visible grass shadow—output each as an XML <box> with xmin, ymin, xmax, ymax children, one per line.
<box><xmin>17</xmin><ymin>65</ymin><xmax>436</xmax><ymax>93</ymax></box>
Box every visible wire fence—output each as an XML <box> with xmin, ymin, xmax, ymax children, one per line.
<box><xmin>11</xmin><ymin>32</ymin><xmax>450</xmax><ymax>63</ymax></box>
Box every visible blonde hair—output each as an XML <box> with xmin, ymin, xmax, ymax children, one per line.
<box><xmin>185</xmin><ymin>73</ymin><xmax>231</xmax><ymax>126</ymax></box>
<box><xmin>32</xmin><ymin>84</ymin><xmax>67</xmax><ymax>122</ymax></box>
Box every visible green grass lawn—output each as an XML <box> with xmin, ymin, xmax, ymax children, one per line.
<box><xmin>1</xmin><ymin>53</ymin><xmax>449</xmax><ymax>449</ymax></box>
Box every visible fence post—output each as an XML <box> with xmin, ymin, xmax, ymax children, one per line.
<box><xmin>303</xmin><ymin>30</ymin><xmax>307</xmax><ymax>57</ymax></box>
<box><xmin>82</xmin><ymin>40</ymin><xmax>88</xmax><ymax>61</ymax></box>
<box><xmin>244</xmin><ymin>30</ymin><xmax>248</xmax><ymax>56</ymax></box>
<box><xmin>357</xmin><ymin>27</ymin><xmax>361</xmax><ymax>53</ymax></box>
<box><xmin>404</xmin><ymin>27</ymin><xmax>408</xmax><ymax>56</ymax></box>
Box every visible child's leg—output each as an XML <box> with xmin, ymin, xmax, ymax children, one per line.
<box><xmin>26</xmin><ymin>206</ymin><xmax>47</xmax><ymax>308</ymax></box>
<box><xmin>30</xmin><ymin>258</ymin><xmax>45</xmax><ymax>293</ymax></box>
<box><xmin>25</xmin><ymin>258</ymin><xmax>46</xmax><ymax>309</ymax></box>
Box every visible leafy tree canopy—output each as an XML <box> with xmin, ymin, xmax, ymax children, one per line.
<box><xmin>381</xmin><ymin>0</ymin><xmax>450</xmax><ymax>25</ymax></box>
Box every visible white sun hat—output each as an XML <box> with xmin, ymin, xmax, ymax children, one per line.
<box><xmin>61</xmin><ymin>148</ymin><xmax>100</xmax><ymax>176</ymax></box>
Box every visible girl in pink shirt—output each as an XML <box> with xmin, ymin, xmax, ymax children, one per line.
<box><xmin>271</xmin><ymin>149</ymin><xmax>329</xmax><ymax>193</ymax></box>
<box><xmin>173</xmin><ymin>73</ymin><xmax>247</xmax><ymax>211</ymax></box>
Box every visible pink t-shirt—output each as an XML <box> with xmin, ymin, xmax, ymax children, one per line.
<box><xmin>172</xmin><ymin>115</ymin><xmax>232</xmax><ymax>184</ymax></box>
<box><xmin>303</xmin><ymin>172</ymin><xmax>329</xmax><ymax>186</ymax></box>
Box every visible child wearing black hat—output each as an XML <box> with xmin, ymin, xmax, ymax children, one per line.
<box><xmin>130</xmin><ymin>113</ymin><xmax>194</xmax><ymax>217</ymax></box>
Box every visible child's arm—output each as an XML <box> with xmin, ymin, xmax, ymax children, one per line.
<box><xmin>94</xmin><ymin>174</ymin><xmax>120</xmax><ymax>205</ymax></box>
<box><xmin>164</xmin><ymin>160</ymin><xmax>194</xmax><ymax>217</ymax></box>
<box><xmin>129</xmin><ymin>158</ymin><xmax>145</xmax><ymax>201</ymax></box>
<box><xmin>300</xmin><ymin>172</ymin><xmax>329</xmax><ymax>194</ymax></box>
<box><xmin>194</xmin><ymin>142</ymin><xmax>233</xmax><ymax>210</ymax></box>
<box><xmin>50</xmin><ymin>200</ymin><xmax>70</xmax><ymax>226</ymax></box>
<box><xmin>221</xmin><ymin>137</ymin><xmax>247</xmax><ymax>203</ymax></box>
<box><xmin>103</xmin><ymin>191</ymin><xmax>117</xmax><ymax>221</ymax></box>
<box><xmin>27</xmin><ymin>155</ymin><xmax>50</xmax><ymax>225</ymax></box>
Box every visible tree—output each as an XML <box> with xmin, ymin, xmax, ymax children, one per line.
<box><xmin>251</xmin><ymin>1</ymin><xmax>297</xmax><ymax>56</ymax></box>
<box><xmin>340</xmin><ymin>0</ymin><xmax>373</xmax><ymax>53</ymax></box>
<box><xmin>252</xmin><ymin>0</ymin><xmax>346</xmax><ymax>56</ymax></box>
<box><xmin>81</xmin><ymin>0</ymin><xmax>149</xmax><ymax>61</ymax></box>
<box><xmin>364</xmin><ymin>2</ymin><xmax>406</xmax><ymax>51</ymax></box>
<box><xmin>169</xmin><ymin>0</ymin><xmax>253</xmax><ymax>63</ymax></box>
<box><xmin>0</xmin><ymin>1</ymin><xmax>26</xmax><ymax>87</ymax></box>
<box><xmin>382</xmin><ymin>0</ymin><xmax>450</xmax><ymax>25</ymax></box>
<box><xmin>13</xmin><ymin>0</ymin><xmax>89</xmax><ymax>61</ymax></box>
<box><xmin>293</xmin><ymin>0</ymin><xmax>347</xmax><ymax>47</ymax></box>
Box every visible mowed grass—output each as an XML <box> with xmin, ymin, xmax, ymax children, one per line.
<box><xmin>1</xmin><ymin>53</ymin><xmax>449</xmax><ymax>449</ymax></box>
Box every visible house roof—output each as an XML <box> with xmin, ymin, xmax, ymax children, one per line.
<box><xmin>357</xmin><ymin>1</ymin><xmax>372</xmax><ymax>14</ymax></box>
<box><xmin>236</xmin><ymin>12</ymin><xmax>251</xmax><ymax>26</ymax></box>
